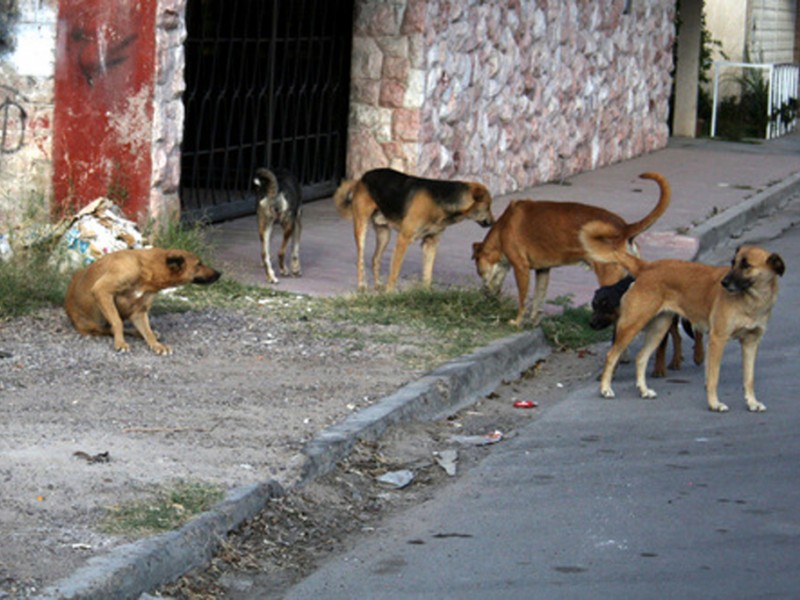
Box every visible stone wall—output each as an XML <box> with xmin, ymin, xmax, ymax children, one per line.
<box><xmin>0</xmin><ymin>0</ymin><xmax>57</xmax><ymax>226</ymax></box>
<box><xmin>348</xmin><ymin>0</ymin><xmax>675</xmax><ymax>194</ymax></box>
<box><xmin>150</xmin><ymin>0</ymin><xmax>187</xmax><ymax>223</ymax></box>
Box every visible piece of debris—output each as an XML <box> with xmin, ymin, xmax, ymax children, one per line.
<box><xmin>376</xmin><ymin>469</ymin><xmax>415</xmax><ymax>489</ymax></box>
<box><xmin>449</xmin><ymin>430</ymin><xmax>504</xmax><ymax>446</ymax></box>
<box><xmin>513</xmin><ymin>400</ymin><xmax>538</xmax><ymax>409</ymax></box>
<box><xmin>72</xmin><ymin>451</ymin><xmax>111</xmax><ymax>464</ymax></box>
<box><xmin>434</xmin><ymin>449</ymin><xmax>458</xmax><ymax>476</ymax></box>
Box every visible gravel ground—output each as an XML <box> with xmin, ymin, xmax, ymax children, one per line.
<box><xmin>0</xmin><ymin>301</ymin><xmax>424</xmax><ymax>597</ymax></box>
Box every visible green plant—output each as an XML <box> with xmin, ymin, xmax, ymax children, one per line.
<box><xmin>539</xmin><ymin>295</ymin><xmax>611</xmax><ymax>350</ymax></box>
<box><xmin>101</xmin><ymin>480</ymin><xmax>224</xmax><ymax>535</ymax></box>
<box><xmin>0</xmin><ymin>240</ymin><xmax>71</xmax><ymax>320</ymax></box>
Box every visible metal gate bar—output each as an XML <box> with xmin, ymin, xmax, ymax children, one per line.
<box><xmin>180</xmin><ymin>0</ymin><xmax>353</xmax><ymax>223</ymax></box>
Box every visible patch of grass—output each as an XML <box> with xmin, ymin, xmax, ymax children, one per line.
<box><xmin>101</xmin><ymin>480</ymin><xmax>224</xmax><ymax>536</ymax></box>
<box><xmin>540</xmin><ymin>295</ymin><xmax>611</xmax><ymax>351</ymax></box>
<box><xmin>0</xmin><ymin>245</ymin><xmax>71</xmax><ymax>320</ymax></box>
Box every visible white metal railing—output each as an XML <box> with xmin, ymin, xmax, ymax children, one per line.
<box><xmin>710</xmin><ymin>61</ymin><xmax>799</xmax><ymax>139</ymax></box>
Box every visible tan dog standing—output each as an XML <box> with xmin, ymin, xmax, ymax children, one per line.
<box><xmin>65</xmin><ymin>248</ymin><xmax>221</xmax><ymax>355</ymax></box>
<box><xmin>334</xmin><ymin>168</ymin><xmax>494</xmax><ymax>291</ymax></box>
<box><xmin>581</xmin><ymin>219</ymin><xmax>784</xmax><ymax>412</ymax></box>
<box><xmin>472</xmin><ymin>172</ymin><xmax>670</xmax><ymax>326</ymax></box>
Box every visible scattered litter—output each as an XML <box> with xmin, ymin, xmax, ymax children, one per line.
<box><xmin>556</xmin><ymin>382</ymin><xmax>564</xmax><ymax>388</ymax></box>
<box><xmin>376</xmin><ymin>469</ymin><xmax>415</xmax><ymax>489</ymax></box>
<box><xmin>449</xmin><ymin>430</ymin><xmax>504</xmax><ymax>446</ymax></box>
<box><xmin>72</xmin><ymin>450</ymin><xmax>111</xmax><ymax>464</ymax></box>
<box><xmin>0</xmin><ymin>233</ymin><xmax>11</xmax><ymax>259</ymax></box>
<box><xmin>513</xmin><ymin>400</ymin><xmax>538</xmax><ymax>409</ymax></box>
<box><xmin>434</xmin><ymin>449</ymin><xmax>458</xmax><ymax>476</ymax></box>
<box><xmin>71</xmin><ymin>543</ymin><xmax>93</xmax><ymax>551</ymax></box>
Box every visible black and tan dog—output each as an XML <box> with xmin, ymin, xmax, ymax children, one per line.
<box><xmin>472</xmin><ymin>172</ymin><xmax>670</xmax><ymax>326</ymax></box>
<box><xmin>333</xmin><ymin>168</ymin><xmax>494</xmax><ymax>291</ymax></box>
<box><xmin>254</xmin><ymin>167</ymin><xmax>303</xmax><ymax>284</ymax></box>
<box><xmin>581</xmin><ymin>219</ymin><xmax>784</xmax><ymax>412</ymax></box>
<box><xmin>590</xmin><ymin>275</ymin><xmax>704</xmax><ymax>377</ymax></box>
<box><xmin>65</xmin><ymin>248</ymin><xmax>221</xmax><ymax>355</ymax></box>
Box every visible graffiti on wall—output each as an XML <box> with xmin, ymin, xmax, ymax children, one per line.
<box><xmin>0</xmin><ymin>85</ymin><xmax>27</xmax><ymax>154</ymax></box>
<box><xmin>70</xmin><ymin>26</ymin><xmax>138</xmax><ymax>87</ymax></box>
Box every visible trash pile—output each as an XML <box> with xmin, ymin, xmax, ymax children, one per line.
<box><xmin>0</xmin><ymin>198</ymin><xmax>145</xmax><ymax>269</ymax></box>
<box><xmin>60</xmin><ymin>198</ymin><xmax>145</xmax><ymax>267</ymax></box>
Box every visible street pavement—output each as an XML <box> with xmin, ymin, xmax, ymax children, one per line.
<box><xmin>283</xmin><ymin>180</ymin><xmax>800</xmax><ymax>600</ymax></box>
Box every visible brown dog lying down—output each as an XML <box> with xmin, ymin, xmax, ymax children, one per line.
<box><xmin>472</xmin><ymin>172</ymin><xmax>670</xmax><ymax>326</ymax></box>
<box><xmin>334</xmin><ymin>168</ymin><xmax>494</xmax><ymax>291</ymax></box>
<box><xmin>65</xmin><ymin>248</ymin><xmax>221</xmax><ymax>355</ymax></box>
<box><xmin>581</xmin><ymin>219</ymin><xmax>784</xmax><ymax>412</ymax></box>
<box><xmin>589</xmin><ymin>275</ymin><xmax>705</xmax><ymax>377</ymax></box>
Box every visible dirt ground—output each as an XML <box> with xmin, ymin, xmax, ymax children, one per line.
<box><xmin>0</xmin><ymin>300</ymin><xmax>602</xmax><ymax>599</ymax></box>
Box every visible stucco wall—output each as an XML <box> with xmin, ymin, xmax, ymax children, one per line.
<box><xmin>0</xmin><ymin>0</ymin><xmax>57</xmax><ymax>226</ymax></box>
<box><xmin>347</xmin><ymin>0</ymin><xmax>675</xmax><ymax>195</ymax></box>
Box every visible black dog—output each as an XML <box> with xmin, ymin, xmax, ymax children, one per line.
<box><xmin>590</xmin><ymin>276</ymin><xmax>703</xmax><ymax>377</ymax></box>
<box><xmin>254</xmin><ymin>167</ymin><xmax>303</xmax><ymax>284</ymax></box>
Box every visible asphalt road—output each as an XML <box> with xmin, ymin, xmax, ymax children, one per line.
<box><xmin>283</xmin><ymin>221</ymin><xmax>800</xmax><ymax>598</ymax></box>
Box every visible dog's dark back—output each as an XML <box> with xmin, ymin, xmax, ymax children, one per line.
<box><xmin>361</xmin><ymin>168</ymin><xmax>468</xmax><ymax>221</ymax></box>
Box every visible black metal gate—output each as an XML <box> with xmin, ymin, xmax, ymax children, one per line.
<box><xmin>180</xmin><ymin>0</ymin><xmax>354</xmax><ymax>223</ymax></box>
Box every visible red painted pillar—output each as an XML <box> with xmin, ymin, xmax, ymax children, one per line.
<box><xmin>52</xmin><ymin>0</ymin><xmax>157</xmax><ymax>222</ymax></box>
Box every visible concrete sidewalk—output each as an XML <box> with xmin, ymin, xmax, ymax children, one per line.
<box><xmin>209</xmin><ymin>133</ymin><xmax>800</xmax><ymax>310</ymax></box>
<box><xmin>40</xmin><ymin>132</ymin><xmax>800</xmax><ymax>599</ymax></box>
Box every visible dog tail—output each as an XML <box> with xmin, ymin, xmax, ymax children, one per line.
<box><xmin>333</xmin><ymin>179</ymin><xmax>357</xmax><ymax>219</ymax></box>
<box><xmin>580</xmin><ymin>219</ymin><xmax>645</xmax><ymax>278</ymax></box>
<box><xmin>254</xmin><ymin>168</ymin><xmax>279</xmax><ymax>199</ymax></box>
<box><xmin>621</xmin><ymin>172</ymin><xmax>671</xmax><ymax>239</ymax></box>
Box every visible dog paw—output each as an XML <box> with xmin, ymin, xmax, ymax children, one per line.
<box><xmin>708</xmin><ymin>402</ymin><xmax>729</xmax><ymax>413</ymax></box>
<box><xmin>151</xmin><ymin>343</ymin><xmax>173</xmax><ymax>356</ymax></box>
<box><xmin>115</xmin><ymin>342</ymin><xmax>130</xmax><ymax>353</ymax></box>
<box><xmin>600</xmin><ymin>387</ymin><xmax>615</xmax><ymax>399</ymax></box>
<box><xmin>747</xmin><ymin>401</ymin><xmax>766</xmax><ymax>412</ymax></box>
<box><xmin>639</xmin><ymin>388</ymin><xmax>658</xmax><ymax>399</ymax></box>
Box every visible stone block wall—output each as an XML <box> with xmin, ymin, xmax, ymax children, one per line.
<box><xmin>348</xmin><ymin>0</ymin><xmax>675</xmax><ymax>195</ymax></box>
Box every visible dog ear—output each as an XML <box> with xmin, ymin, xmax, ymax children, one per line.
<box><xmin>767</xmin><ymin>253</ymin><xmax>785</xmax><ymax>277</ymax></box>
<box><xmin>472</xmin><ymin>242</ymin><xmax>483</xmax><ymax>260</ymax></box>
<box><xmin>166</xmin><ymin>254</ymin><xmax>186</xmax><ymax>272</ymax></box>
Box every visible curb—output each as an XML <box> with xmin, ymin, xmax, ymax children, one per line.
<box><xmin>692</xmin><ymin>171</ymin><xmax>800</xmax><ymax>261</ymax></box>
<box><xmin>37</xmin><ymin>329</ymin><xmax>549</xmax><ymax>599</ymax></box>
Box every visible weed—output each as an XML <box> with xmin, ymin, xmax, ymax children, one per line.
<box><xmin>0</xmin><ymin>243</ymin><xmax>71</xmax><ymax>320</ymax></box>
<box><xmin>539</xmin><ymin>295</ymin><xmax>611</xmax><ymax>350</ymax></box>
<box><xmin>101</xmin><ymin>480</ymin><xmax>224</xmax><ymax>535</ymax></box>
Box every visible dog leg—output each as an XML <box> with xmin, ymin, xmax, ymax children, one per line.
<box><xmin>372</xmin><ymin>224</ymin><xmax>391</xmax><ymax>289</ymax></box>
<box><xmin>600</xmin><ymin>311</ymin><xmax>655</xmax><ymax>398</ymax></box>
<box><xmin>509</xmin><ymin>265</ymin><xmax>531</xmax><ymax>327</ymax></box>
<box><xmin>668</xmin><ymin>316</ymin><xmax>684</xmax><ymax>370</ymax></box>
<box><xmin>278</xmin><ymin>222</ymin><xmax>294</xmax><ymax>277</ymax></box>
<box><xmin>93</xmin><ymin>287</ymin><xmax>130</xmax><ymax>352</ymax></box>
<box><xmin>386</xmin><ymin>232</ymin><xmax>413</xmax><ymax>291</ymax></box>
<box><xmin>420</xmin><ymin>234</ymin><xmax>441</xmax><ymax>288</ymax></box>
<box><xmin>705</xmin><ymin>332</ymin><xmax>730</xmax><ymax>412</ymax></box>
<box><xmin>635</xmin><ymin>313</ymin><xmax>674</xmax><ymax>398</ymax></box>
<box><xmin>260</xmin><ymin>219</ymin><xmax>279</xmax><ymax>284</ymax></box>
<box><xmin>529</xmin><ymin>269</ymin><xmax>551</xmax><ymax>326</ymax></box>
<box><xmin>353</xmin><ymin>217</ymin><xmax>370</xmax><ymax>290</ymax></box>
<box><xmin>290</xmin><ymin>213</ymin><xmax>302</xmax><ymax>276</ymax></box>
<box><xmin>129</xmin><ymin>311</ymin><xmax>172</xmax><ymax>355</ymax></box>
<box><xmin>741</xmin><ymin>333</ymin><xmax>766</xmax><ymax>412</ymax></box>
<box><xmin>693</xmin><ymin>330</ymin><xmax>705</xmax><ymax>365</ymax></box>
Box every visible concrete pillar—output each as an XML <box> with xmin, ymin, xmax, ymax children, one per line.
<box><xmin>672</xmin><ymin>0</ymin><xmax>703</xmax><ymax>138</ymax></box>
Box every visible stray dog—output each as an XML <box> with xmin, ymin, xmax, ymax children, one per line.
<box><xmin>472</xmin><ymin>172</ymin><xmax>670</xmax><ymax>326</ymax></box>
<box><xmin>254</xmin><ymin>167</ymin><xmax>303</xmax><ymax>284</ymax></box>
<box><xmin>590</xmin><ymin>276</ymin><xmax>704</xmax><ymax>377</ymax></box>
<box><xmin>333</xmin><ymin>168</ymin><xmax>494</xmax><ymax>291</ymax></box>
<box><xmin>581</xmin><ymin>219</ymin><xmax>784</xmax><ymax>412</ymax></box>
<box><xmin>65</xmin><ymin>248</ymin><xmax>221</xmax><ymax>355</ymax></box>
